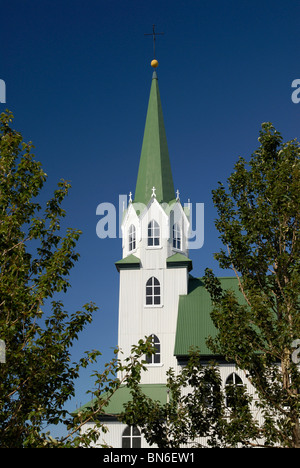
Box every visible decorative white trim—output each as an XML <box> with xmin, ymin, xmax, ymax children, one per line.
<box><xmin>144</xmin><ymin>304</ymin><xmax>164</xmax><ymax>308</ymax></box>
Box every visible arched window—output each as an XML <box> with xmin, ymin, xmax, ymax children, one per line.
<box><xmin>172</xmin><ymin>223</ymin><xmax>181</xmax><ymax>250</ymax></box>
<box><xmin>122</xmin><ymin>425</ymin><xmax>141</xmax><ymax>448</ymax></box>
<box><xmin>128</xmin><ymin>224</ymin><xmax>136</xmax><ymax>251</ymax></box>
<box><xmin>146</xmin><ymin>277</ymin><xmax>161</xmax><ymax>305</ymax></box>
<box><xmin>146</xmin><ymin>334</ymin><xmax>161</xmax><ymax>364</ymax></box>
<box><xmin>148</xmin><ymin>220</ymin><xmax>160</xmax><ymax>247</ymax></box>
<box><xmin>225</xmin><ymin>373</ymin><xmax>243</xmax><ymax>407</ymax></box>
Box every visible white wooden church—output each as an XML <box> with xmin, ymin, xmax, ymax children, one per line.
<box><xmin>79</xmin><ymin>61</ymin><xmax>259</xmax><ymax>448</ymax></box>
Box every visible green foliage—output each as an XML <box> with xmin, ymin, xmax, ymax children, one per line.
<box><xmin>121</xmin><ymin>349</ymin><xmax>258</xmax><ymax>448</ymax></box>
<box><xmin>204</xmin><ymin>122</ymin><xmax>300</xmax><ymax>447</ymax></box>
<box><xmin>0</xmin><ymin>110</ymin><xmax>102</xmax><ymax>447</ymax></box>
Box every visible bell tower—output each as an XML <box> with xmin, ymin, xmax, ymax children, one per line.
<box><xmin>115</xmin><ymin>61</ymin><xmax>192</xmax><ymax>384</ymax></box>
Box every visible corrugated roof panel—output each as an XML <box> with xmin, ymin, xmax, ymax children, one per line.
<box><xmin>174</xmin><ymin>276</ymin><xmax>242</xmax><ymax>357</ymax></box>
<box><xmin>134</xmin><ymin>73</ymin><xmax>175</xmax><ymax>206</ymax></box>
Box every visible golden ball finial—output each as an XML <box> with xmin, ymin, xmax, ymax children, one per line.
<box><xmin>151</xmin><ymin>59</ymin><xmax>159</xmax><ymax>68</ymax></box>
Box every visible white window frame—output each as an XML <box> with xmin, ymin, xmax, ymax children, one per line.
<box><xmin>128</xmin><ymin>224</ymin><xmax>136</xmax><ymax>252</ymax></box>
<box><xmin>172</xmin><ymin>222</ymin><xmax>181</xmax><ymax>250</ymax></box>
<box><xmin>147</xmin><ymin>220</ymin><xmax>160</xmax><ymax>247</ymax></box>
<box><xmin>145</xmin><ymin>276</ymin><xmax>161</xmax><ymax>306</ymax></box>
<box><xmin>145</xmin><ymin>334</ymin><xmax>161</xmax><ymax>365</ymax></box>
<box><xmin>225</xmin><ymin>372</ymin><xmax>244</xmax><ymax>407</ymax></box>
<box><xmin>122</xmin><ymin>425</ymin><xmax>141</xmax><ymax>448</ymax></box>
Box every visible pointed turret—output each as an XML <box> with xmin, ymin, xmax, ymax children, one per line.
<box><xmin>134</xmin><ymin>69</ymin><xmax>175</xmax><ymax>206</ymax></box>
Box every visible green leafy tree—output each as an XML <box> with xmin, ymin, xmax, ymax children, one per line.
<box><xmin>121</xmin><ymin>348</ymin><xmax>258</xmax><ymax>448</ymax></box>
<box><xmin>204</xmin><ymin>122</ymin><xmax>300</xmax><ymax>447</ymax></box>
<box><xmin>0</xmin><ymin>110</ymin><xmax>163</xmax><ymax>448</ymax></box>
<box><xmin>0</xmin><ymin>109</ymin><xmax>102</xmax><ymax>447</ymax></box>
<box><xmin>0</xmin><ymin>110</ymin><xmax>150</xmax><ymax>448</ymax></box>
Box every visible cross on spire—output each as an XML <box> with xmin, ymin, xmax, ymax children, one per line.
<box><xmin>144</xmin><ymin>24</ymin><xmax>164</xmax><ymax>58</ymax></box>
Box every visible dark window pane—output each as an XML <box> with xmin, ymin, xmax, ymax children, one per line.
<box><xmin>146</xmin><ymin>296</ymin><xmax>152</xmax><ymax>305</ymax></box>
<box><xmin>122</xmin><ymin>437</ymin><xmax>130</xmax><ymax>448</ymax></box>
<box><xmin>226</xmin><ymin>374</ymin><xmax>234</xmax><ymax>384</ymax></box>
<box><xmin>132</xmin><ymin>437</ymin><xmax>141</xmax><ymax>448</ymax></box>
<box><xmin>235</xmin><ymin>374</ymin><xmax>243</xmax><ymax>385</ymax></box>
<box><xmin>132</xmin><ymin>426</ymin><xmax>140</xmax><ymax>436</ymax></box>
<box><xmin>154</xmin><ymin>296</ymin><xmax>160</xmax><ymax>305</ymax></box>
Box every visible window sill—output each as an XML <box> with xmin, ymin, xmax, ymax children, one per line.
<box><xmin>144</xmin><ymin>304</ymin><xmax>164</xmax><ymax>308</ymax></box>
<box><xmin>145</xmin><ymin>363</ymin><xmax>164</xmax><ymax>368</ymax></box>
<box><xmin>172</xmin><ymin>247</ymin><xmax>183</xmax><ymax>253</ymax></box>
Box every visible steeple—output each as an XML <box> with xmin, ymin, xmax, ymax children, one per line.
<box><xmin>134</xmin><ymin>67</ymin><xmax>175</xmax><ymax>206</ymax></box>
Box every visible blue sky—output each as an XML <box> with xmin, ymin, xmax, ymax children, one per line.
<box><xmin>1</xmin><ymin>0</ymin><xmax>299</xmax><ymax>436</ymax></box>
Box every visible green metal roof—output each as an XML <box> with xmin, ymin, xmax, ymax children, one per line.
<box><xmin>174</xmin><ymin>276</ymin><xmax>242</xmax><ymax>358</ymax></box>
<box><xmin>75</xmin><ymin>384</ymin><xmax>168</xmax><ymax>416</ymax></box>
<box><xmin>134</xmin><ymin>72</ymin><xmax>175</xmax><ymax>206</ymax></box>
<box><xmin>166</xmin><ymin>253</ymin><xmax>193</xmax><ymax>272</ymax></box>
<box><xmin>115</xmin><ymin>254</ymin><xmax>141</xmax><ymax>272</ymax></box>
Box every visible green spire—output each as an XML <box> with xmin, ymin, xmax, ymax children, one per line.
<box><xmin>134</xmin><ymin>71</ymin><xmax>175</xmax><ymax>206</ymax></box>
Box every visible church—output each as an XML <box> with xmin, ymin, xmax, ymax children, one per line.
<box><xmin>79</xmin><ymin>59</ymin><xmax>259</xmax><ymax>448</ymax></box>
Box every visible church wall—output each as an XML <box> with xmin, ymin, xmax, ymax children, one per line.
<box><xmin>117</xmin><ymin>265</ymin><xmax>188</xmax><ymax>384</ymax></box>
<box><xmin>81</xmin><ymin>420</ymin><xmax>154</xmax><ymax>448</ymax></box>
<box><xmin>117</xmin><ymin>269</ymin><xmax>143</xmax><ymax>369</ymax></box>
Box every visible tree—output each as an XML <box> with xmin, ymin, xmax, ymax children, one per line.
<box><xmin>121</xmin><ymin>349</ymin><xmax>258</xmax><ymax>448</ymax></box>
<box><xmin>204</xmin><ymin>122</ymin><xmax>300</xmax><ymax>447</ymax></box>
<box><xmin>0</xmin><ymin>110</ymin><xmax>160</xmax><ymax>448</ymax></box>
<box><xmin>0</xmin><ymin>109</ymin><xmax>102</xmax><ymax>447</ymax></box>
<box><xmin>0</xmin><ymin>110</ymin><xmax>132</xmax><ymax>447</ymax></box>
